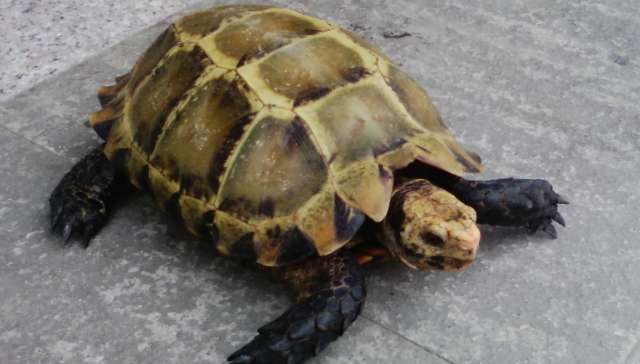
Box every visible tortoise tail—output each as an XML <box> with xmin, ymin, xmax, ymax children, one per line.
<box><xmin>228</xmin><ymin>251</ymin><xmax>366</xmax><ymax>364</ymax></box>
<box><xmin>89</xmin><ymin>72</ymin><xmax>130</xmax><ymax>140</ymax></box>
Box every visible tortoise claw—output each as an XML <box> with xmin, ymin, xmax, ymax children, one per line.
<box><xmin>62</xmin><ymin>222</ymin><xmax>74</xmax><ymax>243</ymax></box>
<box><xmin>529</xmin><ymin>217</ymin><xmax>560</xmax><ymax>239</ymax></box>
<box><xmin>50</xmin><ymin>196</ymin><xmax>104</xmax><ymax>247</ymax></box>
<box><xmin>51</xmin><ymin>205</ymin><xmax>63</xmax><ymax>231</ymax></box>
<box><xmin>541</xmin><ymin>223</ymin><xmax>558</xmax><ymax>239</ymax></box>
<box><xmin>82</xmin><ymin>227</ymin><xmax>94</xmax><ymax>249</ymax></box>
<box><xmin>552</xmin><ymin>212</ymin><xmax>566</xmax><ymax>227</ymax></box>
<box><xmin>556</xmin><ymin>194</ymin><xmax>570</xmax><ymax>205</ymax></box>
<box><xmin>51</xmin><ymin>211</ymin><xmax>63</xmax><ymax>234</ymax></box>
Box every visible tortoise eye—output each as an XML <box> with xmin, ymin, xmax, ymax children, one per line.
<box><xmin>420</xmin><ymin>231</ymin><xmax>445</xmax><ymax>248</ymax></box>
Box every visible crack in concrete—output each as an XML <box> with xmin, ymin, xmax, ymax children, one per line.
<box><xmin>624</xmin><ymin>338</ymin><xmax>640</xmax><ymax>364</ymax></box>
<box><xmin>0</xmin><ymin>111</ymin><xmax>61</xmax><ymax>158</ymax></box>
<box><xmin>360</xmin><ymin>315</ymin><xmax>458</xmax><ymax>364</ymax></box>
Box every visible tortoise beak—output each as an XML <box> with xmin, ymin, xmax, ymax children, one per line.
<box><xmin>447</xmin><ymin>223</ymin><xmax>480</xmax><ymax>261</ymax></box>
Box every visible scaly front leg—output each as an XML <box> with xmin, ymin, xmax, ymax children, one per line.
<box><xmin>449</xmin><ymin>178</ymin><xmax>568</xmax><ymax>238</ymax></box>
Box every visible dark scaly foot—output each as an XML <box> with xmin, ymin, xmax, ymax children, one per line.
<box><xmin>228</xmin><ymin>251</ymin><xmax>366</xmax><ymax>364</ymax></box>
<box><xmin>450</xmin><ymin>178</ymin><xmax>568</xmax><ymax>238</ymax></box>
<box><xmin>49</xmin><ymin>147</ymin><xmax>117</xmax><ymax>247</ymax></box>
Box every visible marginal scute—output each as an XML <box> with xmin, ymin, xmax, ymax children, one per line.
<box><xmin>214</xmin><ymin>211</ymin><xmax>255</xmax><ymax>257</ymax></box>
<box><xmin>443</xmin><ymin>139</ymin><xmax>483</xmax><ymax>173</ymax></box>
<box><xmin>150</xmin><ymin>69</ymin><xmax>262</xmax><ymax>200</ymax></box>
<box><xmin>165</xmin><ymin>192</ymin><xmax>184</xmax><ymax>223</ymax></box>
<box><xmin>129</xmin><ymin>45</ymin><xmax>211</xmax><ymax>155</ymax></box>
<box><xmin>200</xmin><ymin>210</ymin><xmax>218</xmax><ymax>243</ymax></box>
<box><xmin>231</xmin><ymin>233</ymin><xmax>259</xmax><ymax>261</ymax></box>
<box><xmin>217</xmin><ymin>109</ymin><xmax>328</xmax><ymax>221</ymax></box>
<box><xmin>89</xmin><ymin>101</ymin><xmax>122</xmax><ymax>140</ymax></box>
<box><xmin>275</xmin><ymin>228</ymin><xmax>318</xmax><ymax>265</ymax></box>
<box><xmin>178</xmin><ymin>195</ymin><xmax>210</xmax><ymax>237</ymax></box>
<box><xmin>90</xmin><ymin>75</ymin><xmax>128</xmax><ymax>140</ymax></box>
<box><xmin>411</xmin><ymin>134</ymin><xmax>467</xmax><ymax>176</ymax></box>
<box><xmin>342</xmin><ymin>29</ymin><xmax>390</xmax><ymax>62</ymax></box>
<box><xmin>296</xmin><ymin>184</ymin><xmax>365</xmax><ymax>256</ymax></box>
<box><xmin>147</xmin><ymin>166</ymin><xmax>179</xmax><ymax>213</ymax></box>
<box><xmin>332</xmin><ymin>159</ymin><xmax>393</xmax><ymax>222</ymax></box>
<box><xmin>334</xmin><ymin>195</ymin><xmax>366</xmax><ymax>241</ymax></box>
<box><xmin>129</xmin><ymin>153</ymin><xmax>151</xmax><ymax>189</ymax></box>
<box><xmin>97</xmin><ymin>72</ymin><xmax>129</xmax><ymax>107</ymax></box>
<box><xmin>104</xmin><ymin>142</ymin><xmax>151</xmax><ymax>191</ymax></box>
<box><xmin>252</xmin><ymin>217</ymin><xmax>300</xmax><ymax>266</ymax></box>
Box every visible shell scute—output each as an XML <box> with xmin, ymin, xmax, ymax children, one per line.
<box><xmin>383</xmin><ymin>63</ymin><xmax>449</xmax><ymax>133</ymax></box>
<box><xmin>296</xmin><ymin>74</ymin><xmax>422</xmax><ymax>168</ymax></box>
<box><xmin>331</xmin><ymin>159</ymin><xmax>394</xmax><ymax>222</ymax></box>
<box><xmin>128</xmin><ymin>26</ymin><xmax>179</xmax><ymax>94</ymax></box>
<box><xmin>230</xmin><ymin>233</ymin><xmax>259</xmax><ymax>261</ymax></box>
<box><xmin>239</xmin><ymin>31</ymin><xmax>378</xmax><ymax>109</ymax></box>
<box><xmin>200</xmin><ymin>9</ymin><xmax>332</xmax><ymax>69</ymax></box>
<box><xmin>380</xmin><ymin>62</ymin><xmax>484</xmax><ymax>174</ymax></box>
<box><xmin>147</xmin><ymin>166</ymin><xmax>179</xmax><ymax>212</ymax></box>
<box><xmin>296</xmin><ymin>75</ymin><xmax>423</xmax><ymax>219</ymax></box>
<box><xmin>214</xmin><ymin>211</ymin><xmax>256</xmax><ymax>257</ymax></box>
<box><xmin>178</xmin><ymin>195</ymin><xmax>214</xmax><ymax>238</ymax></box>
<box><xmin>295</xmin><ymin>185</ymin><xmax>365</xmax><ymax>256</ymax></box>
<box><xmin>274</xmin><ymin>227</ymin><xmax>318</xmax><ymax>265</ymax></box>
<box><xmin>129</xmin><ymin>44</ymin><xmax>211</xmax><ymax>155</ymax></box>
<box><xmin>150</xmin><ymin>69</ymin><xmax>262</xmax><ymax>200</ymax></box>
<box><xmin>216</xmin><ymin>108</ymin><xmax>328</xmax><ymax>221</ymax></box>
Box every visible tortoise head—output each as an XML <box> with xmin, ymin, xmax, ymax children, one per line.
<box><xmin>381</xmin><ymin>179</ymin><xmax>480</xmax><ymax>271</ymax></box>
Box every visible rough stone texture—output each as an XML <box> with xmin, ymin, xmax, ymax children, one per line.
<box><xmin>1</xmin><ymin>0</ymin><xmax>639</xmax><ymax>363</ymax></box>
<box><xmin>0</xmin><ymin>0</ymin><xmax>207</xmax><ymax>102</ymax></box>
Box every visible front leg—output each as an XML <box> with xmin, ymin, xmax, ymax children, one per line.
<box><xmin>228</xmin><ymin>250</ymin><xmax>366</xmax><ymax>364</ymax></box>
<box><xmin>450</xmin><ymin>178</ymin><xmax>568</xmax><ymax>237</ymax></box>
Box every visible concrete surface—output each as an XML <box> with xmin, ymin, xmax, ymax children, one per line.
<box><xmin>0</xmin><ymin>0</ymin><xmax>206</xmax><ymax>102</ymax></box>
<box><xmin>1</xmin><ymin>0</ymin><xmax>639</xmax><ymax>363</ymax></box>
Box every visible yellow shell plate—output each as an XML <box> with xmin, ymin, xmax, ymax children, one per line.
<box><xmin>90</xmin><ymin>5</ymin><xmax>484</xmax><ymax>267</ymax></box>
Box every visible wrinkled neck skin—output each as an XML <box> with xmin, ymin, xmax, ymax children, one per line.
<box><xmin>379</xmin><ymin>179</ymin><xmax>481</xmax><ymax>272</ymax></box>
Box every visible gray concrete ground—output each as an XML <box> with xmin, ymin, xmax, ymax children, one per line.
<box><xmin>0</xmin><ymin>0</ymin><xmax>206</xmax><ymax>101</ymax></box>
<box><xmin>1</xmin><ymin>0</ymin><xmax>639</xmax><ymax>363</ymax></box>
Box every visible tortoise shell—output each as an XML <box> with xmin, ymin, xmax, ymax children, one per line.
<box><xmin>89</xmin><ymin>5</ymin><xmax>483</xmax><ymax>267</ymax></box>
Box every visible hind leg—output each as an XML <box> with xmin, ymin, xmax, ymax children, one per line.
<box><xmin>49</xmin><ymin>147</ymin><xmax>122</xmax><ymax>246</ymax></box>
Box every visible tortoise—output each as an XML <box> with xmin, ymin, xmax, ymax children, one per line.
<box><xmin>49</xmin><ymin>5</ymin><xmax>568</xmax><ymax>363</ymax></box>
